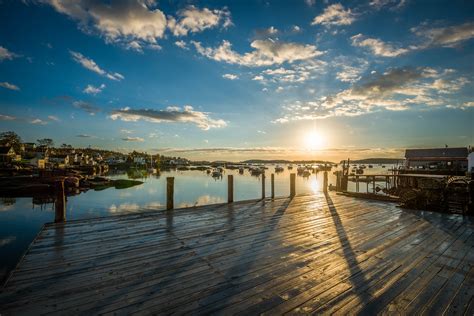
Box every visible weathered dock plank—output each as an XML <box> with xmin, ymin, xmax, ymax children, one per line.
<box><xmin>0</xmin><ymin>193</ymin><xmax>473</xmax><ymax>315</ymax></box>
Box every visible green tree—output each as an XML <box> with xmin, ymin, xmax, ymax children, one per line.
<box><xmin>37</xmin><ymin>138</ymin><xmax>54</xmax><ymax>148</ymax></box>
<box><xmin>0</xmin><ymin>131</ymin><xmax>22</xmax><ymax>152</ymax></box>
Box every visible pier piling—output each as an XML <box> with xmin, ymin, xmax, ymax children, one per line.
<box><xmin>166</xmin><ymin>177</ymin><xmax>174</xmax><ymax>210</ymax></box>
<box><xmin>228</xmin><ymin>175</ymin><xmax>234</xmax><ymax>203</ymax></box>
<box><xmin>54</xmin><ymin>180</ymin><xmax>66</xmax><ymax>223</ymax></box>
<box><xmin>290</xmin><ymin>173</ymin><xmax>296</xmax><ymax>197</ymax></box>
<box><xmin>271</xmin><ymin>174</ymin><xmax>275</xmax><ymax>199</ymax></box>
<box><xmin>323</xmin><ymin>171</ymin><xmax>328</xmax><ymax>193</ymax></box>
<box><xmin>261</xmin><ymin>172</ymin><xmax>265</xmax><ymax>200</ymax></box>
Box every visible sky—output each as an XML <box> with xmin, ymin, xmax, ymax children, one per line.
<box><xmin>0</xmin><ymin>0</ymin><xmax>473</xmax><ymax>162</ymax></box>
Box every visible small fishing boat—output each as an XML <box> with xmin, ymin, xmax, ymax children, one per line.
<box><xmin>211</xmin><ymin>169</ymin><xmax>222</xmax><ymax>178</ymax></box>
<box><xmin>356</xmin><ymin>168</ymin><xmax>364</xmax><ymax>175</ymax></box>
<box><xmin>303</xmin><ymin>170</ymin><xmax>311</xmax><ymax>177</ymax></box>
<box><xmin>297</xmin><ymin>166</ymin><xmax>305</xmax><ymax>174</ymax></box>
<box><xmin>250</xmin><ymin>168</ymin><xmax>263</xmax><ymax>176</ymax></box>
<box><xmin>275</xmin><ymin>165</ymin><xmax>284</xmax><ymax>172</ymax></box>
<box><xmin>368</xmin><ymin>165</ymin><xmax>373</xmax><ymax>168</ymax></box>
<box><xmin>238</xmin><ymin>167</ymin><xmax>244</xmax><ymax>174</ymax></box>
<box><xmin>288</xmin><ymin>164</ymin><xmax>293</xmax><ymax>170</ymax></box>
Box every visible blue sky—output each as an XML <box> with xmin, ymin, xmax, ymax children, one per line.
<box><xmin>0</xmin><ymin>0</ymin><xmax>473</xmax><ymax>161</ymax></box>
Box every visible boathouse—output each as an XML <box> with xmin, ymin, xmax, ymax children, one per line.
<box><xmin>404</xmin><ymin>147</ymin><xmax>468</xmax><ymax>171</ymax></box>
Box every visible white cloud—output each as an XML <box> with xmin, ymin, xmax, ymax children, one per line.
<box><xmin>175</xmin><ymin>40</ymin><xmax>189</xmax><ymax>50</ymax></box>
<box><xmin>351</xmin><ymin>34</ymin><xmax>409</xmax><ymax>57</ymax></box>
<box><xmin>73</xmin><ymin>100</ymin><xmax>100</xmax><ymax>115</ymax></box>
<box><xmin>336</xmin><ymin>65</ymin><xmax>365</xmax><ymax>83</ymax></box>
<box><xmin>369</xmin><ymin>0</ymin><xmax>407</xmax><ymax>10</ymax></box>
<box><xmin>83</xmin><ymin>83</ymin><xmax>106</xmax><ymax>95</ymax></box>
<box><xmin>0</xmin><ymin>82</ymin><xmax>20</xmax><ymax>91</ymax></box>
<box><xmin>30</xmin><ymin>118</ymin><xmax>48</xmax><ymax>125</ymax></box>
<box><xmin>311</xmin><ymin>4</ymin><xmax>355</xmax><ymax>26</ymax></box>
<box><xmin>42</xmin><ymin>0</ymin><xmax>167</xmax><ymax>49</ymax></box>
<box><xmin>413</xmin><ymin>22</ymin><xmax>474</xmax><ymax>48</ymax></box>
<box><xmin>292</xmin><ymin>25</ymin><xmax>301</xmax><ymax>33</ymax></box>
<box><xmin>222</xmin><ymin>73</ymin><xmax>239</xmax><ymax>80</ymax></box>
<box><xmin>110</xmin><ymin>106</ymin><xmax>227</xmax><ymax>130</ymax></box>
<box><xmin>192</xmin><ymin>39</ymin><xmax>323</xmax><ymax>67</ymax></box>
<box><xmin>48</xmin><ymin>115</ymin><xmax>60</xmax><ymax>121</ymax></box>
<box><xmin>122</xmin><ymin>136</ymin><xmax>145</xmax><ymax>142</ymax></box>
<box><xmin>0</xmin><ymin>46</ymin><xmax>20</xmax><ymax>61</ymax></box>
<box><xmin>168</xmin><ymin>5</ymin><xmax>231</xmax><ymax>36</ymax></box>
<box><xmin>70</xmin><ymin>51</ymin><xmax>124</xmax><ymax>81</ymax></box>
<box><xmin>274</xmin><ymin>67</ymin><xmax>470</xmax><ymax>122</ymax></box>
<box><xmin>254</xmin><ymin>26</ymin><xmax>279</xmax><ymax>38</ymax></box>
<box><xmin>0</xmin><ymin>114</ymin><xmax>16</xmax><ymax>121</ymax></box>
<box><xmin>76</xmin><ymin>134</ymin><xmax>96</xmax><ymax>138</ymax></box>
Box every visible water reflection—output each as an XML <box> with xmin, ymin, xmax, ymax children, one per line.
<box><xmin>0</xmin><ymin>164</ymin><xmax>394</xmax><ymax>284</ymax></box>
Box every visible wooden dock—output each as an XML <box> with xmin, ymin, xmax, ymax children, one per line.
<box><xmin>1</xmin><ymin>193</ymin><xmax>473</xmax><ymax>315</ymax></box>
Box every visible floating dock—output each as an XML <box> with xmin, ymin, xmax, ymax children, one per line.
<box><xmin>1</xmin><ymin>193</ymin><xmax>473</xmax><ymax>315</ymax></box>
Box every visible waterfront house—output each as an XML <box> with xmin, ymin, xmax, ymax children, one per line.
<box><xmin>133</xmin><ymin>156</ymin><xmax>146</xmax><ymax>165</ymax></box>
<box><xmin>49</xmin><ymin>154</ymin><xmax>69</xmax><ymax>168</ymax></box>
<box><xmin>0</xmin><ymin>146</ymin><xmax>17</xmax><ymax>163</ymax></box>
<box><xmin>404</xmin><ymin>147</ymin><xmax>468</xmax><ymax>171</ymax></box>
<box><xmin>22</xmin><ymin>142</ymin><xmax>36</xmax><ymax>152</ymax></box>
<box><xmin>27</xmin><ymin>156</ymin><xmax>46</xmax><ymax>169</ymax></box>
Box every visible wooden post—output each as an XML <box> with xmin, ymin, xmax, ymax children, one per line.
<box><xmin>261</xmin><ymin>172</ymin><xmax>265</xmax><ymax>200</ymax></box>
<box><xmin>366</xmin><ymin>177</ymin><xmax>369</xmax><ymax>193</ymax></box>
<box><xmin>373</xmin><ymin>176</ymin><xmax>376</xmax><ymax>194</ymax></box>
<box><xmin>356</xmin><ymin>175</ymin><xmax>359</xmax><ymax>192</ymax></box>
<box><xmin>166</xmin><ymin>177</ymin><xmax>174</xmax><ymax>210</ymax></box>
<box><xmin>55</xmin><ymin>180</ymin><xmax>66</xmax><ymax>223</ymax></box>
<box><xmin>323</xmin><ymin>171</ymin><xmax>328</xmax><ymax>193</ymax></box>
<box><xmin>290</xmin><ymin>173</ymin><xmax>296</xmax><ymax>197</ymax></box>
<box><xmin>228</xmin><ymin>174</ymin><xmax>233</xmax><ymax>203</ymax></box>
<box><xmin>271</xmin><ymin>173</ymin><xmax>275</xmax><ymax>199</ymax></box>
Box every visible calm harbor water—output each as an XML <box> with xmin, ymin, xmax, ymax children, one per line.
<box><xmin>0</xmin><ymin>164</ymin><xmax>394</xmax><ymax>283</ymax></box>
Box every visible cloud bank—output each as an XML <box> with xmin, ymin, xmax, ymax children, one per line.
<box><xmin>110</xmin><ymin>106</ymin><xmax>226</xmax><ymax>130</ymax></box>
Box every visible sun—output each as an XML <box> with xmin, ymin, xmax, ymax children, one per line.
<box><xmin>304</xmin><ymin>131</ymin><xmax>326</xmax><ymax>150</ymax></box>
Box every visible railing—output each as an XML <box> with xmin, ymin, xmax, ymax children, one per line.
<box><xmin>334</xmin><ymin>171</ymin><xmax>399</xmax><ymax>195</ymax></box>
<box><xmin>53</xmin><ymin>171</ymin><xmax>331</xmax><ymax>221</ymax></box>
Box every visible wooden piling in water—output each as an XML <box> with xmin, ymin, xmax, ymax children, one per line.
<box><xmin>228</xmin><ymin>174</ymin><xmax>234</xmax><ymax>203</ymax></box>
<box><xmin>261</xmin><ymin>172</ymin><xmax>265</xmax><ymax>200</ymax></box>
<box><xmin>55</xmin><ymin>180</ymin><xmax>66</xmax><ymax>223</ymax></box>
<box><xmin>166</xmin><ymin>177</ymin><xmax>174</xmax><ymax>210</ymax></box>
<box><xmin>323</xmin><ymin>171</ymin><xmax>328</xmax><ymax>193</ymax></box>
<box><xmin>271</xmin><ymin>174</ymin><xmax>275</xmax><ymax>199</ymax></box>
<box><xmin>290</xmin><ymin>173</ymin><xmax>296</xmax><ymax>197</ymax></box>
